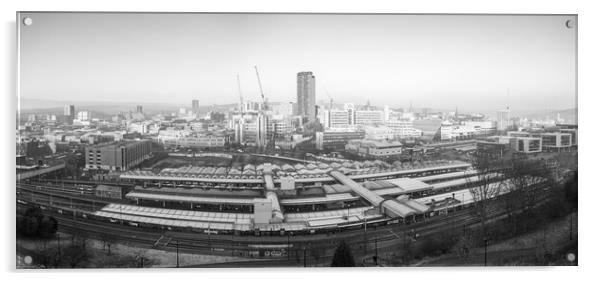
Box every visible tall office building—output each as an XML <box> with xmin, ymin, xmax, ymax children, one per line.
<box><xmin>64</xmin><ymin>104</ymin><xmax>75</xmax><ymax>117</ymax></box>
<box><xmin>192</xmin><ymin>99</ymin><xmax>200</xmax><ymax>113</ymax></box>
<box><xmin>296</xmin><ymin>71</ymin><xmax>316</xmax><ymax>123</ymax></box>
<box><xmin>136</xmin><ymin>105</ymin><xmax>143</xmax><ymax>113</ymax></box>
<box><xmin>63</xmin><ymin>104</ymin><xmax>75</xmax><ymax>124</ymax></box>
<box><xmin>496</xmin><ymin>109</ymin><xmax>510</xmax><ymax>131</ymax></box>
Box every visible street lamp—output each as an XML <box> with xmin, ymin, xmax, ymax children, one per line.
<box><xmin>364</xmin><ymin>216</ymin><xmax>368</xmax><ymax>256</ymax></box>
<box><xmin>287</xmin><ymin>232</ymin><xmax>292</xmax><ymax>261</ymax></box>
<box><xmin>347</xmin><ymin>203</ymin><xmax>350</xmax><ymax>219</ymax></box>
<box><xmin>303</xmin><ymin>246</ymin><xmax>307</xmax><ymax>267</ymax></box>
<box><xmin>483</xmin><ymin>238</ymin><xmax>488</xmax><ymax>266</ymax></box>
<box><xmin>569</xmin><ymin>212</ymin><xmax>573</xmax><ymax>241</ymax></box>
<box><xmin>176</xmin><ymin>240</ymin><xmax>179</xmax><ymax>268</ymax></box>
<box><xmin>374</xmin><ymin>235</ymin><xmax>379</xmax><ymax>266</ymax></box>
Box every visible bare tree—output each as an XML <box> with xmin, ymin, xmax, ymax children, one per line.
<box><xmin>506</xmin><ymin>158</ymin><xmax>550</xmax><ymax>211</ymax></box>
<box><xmin>132</xmin><ymin>249</ymin><xmax>155</xmax><ymax>268</ymax></box>
<box><xmin>467</xmin><ymin>152</ymin><xmax>503</xmax><ymax>236</ymax></box>
<box><xmin>453</xmin><ymin>229</ymin><xmax>477</xmax><ymax>264</ymax></box>
<box><xmin>500</xmin><ymin>157</ymin><xmax>554</xmax><ymax>234</ymax></box>
<box><xmin>63</xmin><ymin>242</ymin><xmax>90</xmax><ymax>268</ymax></box>
<box><xmin>76</xmin><ymin>232</ymin><xmax>89</xmax><ymax>251</ymax></box>
<box><xmin>311</xmin><ymin>246</ymin><xmax>324</xmax><ymax>265</ymax></box>
<box><xmin>34</xmin><ymin>241</ymin><xmax>59</xmax><ymax>268</ymax></box>
<box><xmin>96</xmin><ymin>254</ymin><xmax>140</xmax><ymax>268</ymax></box>
<box><xmin>99</xmin><ymin>232</ymin><xmax>114</xmax><ymax>255</ymax></box>
<box><xmin>397</xmin><ymin>230</ymin><xmax>414</xmax><ymax>265</ymax></box>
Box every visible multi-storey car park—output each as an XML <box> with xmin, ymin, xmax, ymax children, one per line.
<box><xmin>17</xmin><ymin>158</ymin><xmax>546</xmax><ymax>237</ymax></box>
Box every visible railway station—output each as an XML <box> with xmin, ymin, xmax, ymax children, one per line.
<box><xmin>17</xmin><ymin>158</ymin><xmax>542</xmax><ymax>235</ymax></box>
<box><xmin>88</xmin><ymin>160</ymin><xmax>503</xmax><ymax>233</ymax></box>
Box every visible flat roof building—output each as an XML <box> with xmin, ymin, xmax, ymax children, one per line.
<box><xmin>316</xmin><ymin>128</ymin><xmax>365</xmax><ymax>151</ymax></box>
<box><xmin>354</xmin><ymin>110</ymin><xmax>385</xmax><ymax>126</ymax></box>
<box><xmin>345</xmin><ymin>139</ymin><xmax>403</xmax><ymax>159</ymax></box>
<box><xmin>510</xmin><ymin>137</ymin><xmax>542</xmax><ymax>154</ymax></box>
<box><xmin>322</xmin><ymin>109</ymin><xmax>351</xmax><ymax>128</ymax></box>
<box><xmin>85</xmin><ymin>140</ymin><xmax>151</xmax><ymax>171</ymax></box>
<box><xmin>496</xmin><ymin>109</ymin><xmax>510</xmax><ymax>131</ymax></box>
<box><xmin>539</xmin><ymin>132</ymin><xmax>572</xmax><ymax>150</ymax></box>
<box><xmin>560</xmin><ymin>129</ymin><xmax>578</xmax><ymax>146</ymax></box>
<box><xmin>297</xmin><ymin>72</ymin><xmax>316</xmax><ymax>123</ymax></box>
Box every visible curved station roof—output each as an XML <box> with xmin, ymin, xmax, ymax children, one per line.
<box><xmin>120</xmin><ymin>160</ymin><xmax>471</xmax><ymax>184</ymax></box>
<box><xmin>92</xmin><ymin>160</ymin><xmax>480</xmax><ymax>232</ymax></box>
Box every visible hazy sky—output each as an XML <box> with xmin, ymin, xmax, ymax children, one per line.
<box><xmin>19</xmin><ymin>13</ymin><xmax>576</xmax><ymax>113</ymax></box>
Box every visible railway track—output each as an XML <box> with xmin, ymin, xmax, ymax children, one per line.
<box><xmin>19</xmin><ymin>196</ymin><xmax>489</xmax><ymax>261</ymax></box>
<box><xmin>16</xmin><ymin>181</ymin><xmax>554</xmax><ymax>265</ymax></box>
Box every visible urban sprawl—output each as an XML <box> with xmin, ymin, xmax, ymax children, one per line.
<box><xmin>16</xmin><ymin>70</ymin><xmax>577</xmax><ymax>266</ymax></box>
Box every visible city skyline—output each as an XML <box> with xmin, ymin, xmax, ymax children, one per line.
<box><xmin>15</xmin><ymin>12</ymin><xmax>579</xmax><ymax>269</ymax></box>
<box><xmin>19</xmin><ymin>13</ymin><xmax>576</xmax><ymax>113</ymax></box>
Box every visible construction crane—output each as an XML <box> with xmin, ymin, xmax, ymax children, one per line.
<box><xmin>237</xmin><ymin>74</ymin><xmax>244</xmax><ymax>113</ymax></box>
<box><xmin>254</xmin><ymin>66</ymin><xmax>268</xmax><ymax>111</ymax></box>
<box><xmin>254</xmin><ymin>66</ymin><xmax>272</xmax><ymax>151</ymax></box>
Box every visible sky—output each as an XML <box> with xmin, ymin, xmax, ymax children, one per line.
<box><xmin>18</xmin><ymin>13</ymin><xmax>577</xmax><ymax>114</ymax></box>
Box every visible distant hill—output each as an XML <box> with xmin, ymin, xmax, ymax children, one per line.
<box><xmin>18</xmin><ymin>98</ymin><xmax>238</xmax><ymax>116</ymax></box>
<box><xmin>17</xmin><ymin>98</ymin><xmax>577</xmax><ymax>124</ymax></box>
<box><xmin>518</xmin><ymin>108</ymin><xmax>577</xmax><ymax>124</ymax></box>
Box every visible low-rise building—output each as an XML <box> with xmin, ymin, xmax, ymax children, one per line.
<box><xmin>95</xmin><ymin>184</ymin><xmax>129</xmax><ymax>199</ymax></box>
<box><xmin>178</xmin><ymin>134</ymin><xmax>226</xmax><ymax>148</ymax></box>
<box><xmin>559</xmin><ymin>129</ymin><xmax>578</xmax><ymax>146</ymax></box>
<box><xmin>345</xmin><ymin>139</ymin><xmax>403</xmax><ymax>158</ymax></box>
<box><xmin>268</xmin><ymin>115</ymin><xmax>295</xmax><ymax>136</ymax></box>
<box><xmin>386</xmin><ymin>119</ymin><xmax>422</xmax><ymax>139</ymax></box>
<box><xmin>542</xmin><ymin>132</ymin><xmax>572</xmax><ymax>150</ymax></box>
<box><xmin>353</xmin><ymin>110</ymin><xmax>385</xmax><ymax>126</ymax></box>
<box><xmin>476</xmin><ymin>139</ymin><xmax>511</xmax><ymax>159</ymax></box>
<box><xmin>322</xmin><ymin>109</ymin><xmax>351</xmax><ymax>128</ymax></box>
<box><xmin>160</xmin><ymin>131</ymin><xmax>227</xmax><ymax>149</ymax></box>
<box><xmin>510</xmin><ymin>137</ymin><xmax>542</xmax><ymax>154</ymax></box>
<box><xmin>440</xmin><ymin>121</ymin><xmax>496</xmax><ymax>141</ymax></box>
<box><xmin>363</xmin><ymin>125</ymin><xmax>395</xmax><ymax>141</ymax></box>
<box><xmin>316</xmin><ymin>128</ymin><xmax>365</xmax><ymax>151</ymax></box>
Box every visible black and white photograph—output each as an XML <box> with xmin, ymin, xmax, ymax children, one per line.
<box><xmin>14</xmin><ymin>11</ymin><xmax>578</xmax><ymax>269</ymax></box>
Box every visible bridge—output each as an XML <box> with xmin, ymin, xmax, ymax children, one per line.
<box><xmin>329</xmin><ymin>171</ymin><xmax>428</xmax><ymax>218</ymax></box>
<box><xmin>17</xmin><ymin>163</ymin><xmax>66</xmax><ymax>181</ymax></box>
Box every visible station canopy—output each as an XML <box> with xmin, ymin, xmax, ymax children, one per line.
<box><xmin>383</xmin><ymin>178</ymin><xmax>433</xmax><ymax>193</ymax></box>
